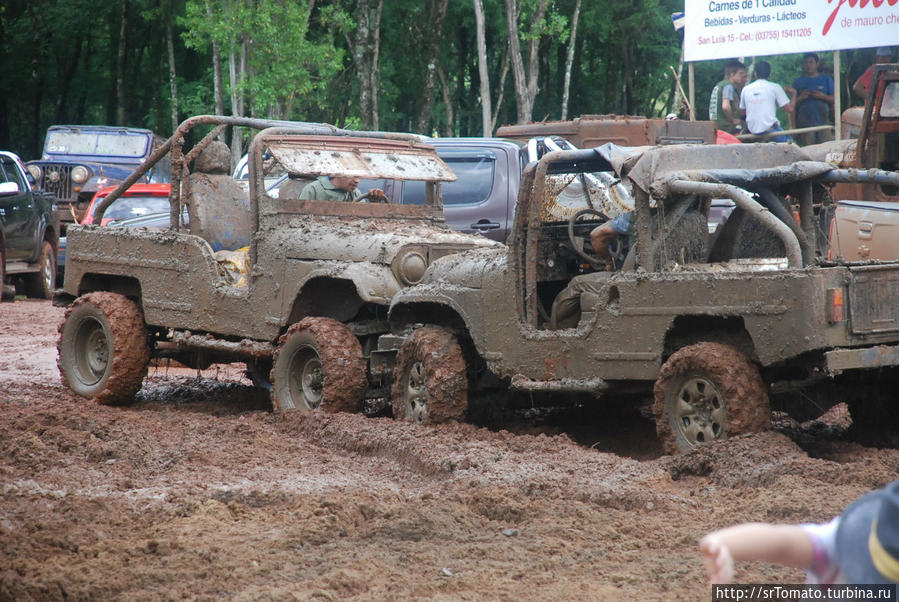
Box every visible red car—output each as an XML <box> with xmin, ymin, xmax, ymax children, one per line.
<box><xmin>81</xmin><ymin>183</ymin><xmax>171</xmax><ymax>226</ymax></box>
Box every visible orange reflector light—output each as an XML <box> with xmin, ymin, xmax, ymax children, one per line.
<box><xmin>827</xmin><ymin>288</ymin><xmax>845</xmax><ymax>323</ymax></box>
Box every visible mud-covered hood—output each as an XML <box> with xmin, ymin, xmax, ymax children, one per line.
<box><xmin>260</xmin><ymin>216</ymin><xmax>501</xmax><ymax>265</ymax></box>
<box><xmin>415</xmin><ymin>245</ymin><xmax>508</xmax><ymax>290</ymax></box>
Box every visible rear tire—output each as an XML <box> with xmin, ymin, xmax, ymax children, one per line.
<box><xmin>0</xmin><ymin>244</ymin><xmax>10</xmax><ymax>301</ymax></box>
<box><xmin>25</xmin><ymin>240</ymin><xmax>56</xmax><ymax>299</ymax></box>
<box><xmin>653</xmin><ymin>342</ymin><xmax>770</xmax><ymax>453</ymax></box>
<box><xmin>270</xmin><ymin>317</ymin><xmax>366</xmax><ymax>413</ymax></box>
<box><xmin>57</xmin><ymin>292</ymin><xmax>150</xmax><ymax>405</ymax></box>
<box><xmin>391</xmin><ymin>328</ymin><xmax>468</xmax><ymax>424</ymax></box>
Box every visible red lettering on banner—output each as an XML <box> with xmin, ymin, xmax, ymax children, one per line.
<box><xmin>824</xmin><ymin>0</ymin><xmax>897</xmax><ymax>34</ymax></box>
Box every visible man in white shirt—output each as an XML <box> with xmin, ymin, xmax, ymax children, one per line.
<box><xmin>740</xmin><ymin>61</ymin><xmax>795</xmax><ymax>143</ymax></box>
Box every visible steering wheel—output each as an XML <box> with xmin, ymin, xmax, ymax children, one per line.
<box><xmin>567</xmin><ymin>208</ymin><xmax>616</xmax><ymax>269</ymax></box>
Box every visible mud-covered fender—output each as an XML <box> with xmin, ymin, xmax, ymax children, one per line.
<box><xmin>292</xmin><ymin>261</ymin><xmax>402</xmax><ymax>305</ymax></box>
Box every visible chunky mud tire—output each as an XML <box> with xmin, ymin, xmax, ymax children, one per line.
<box><xmin>391</xmin><ymin>328</ymin><xmax>468</xmax><ymax>424</ymax></box>
<box><xmin>57</xmin><ymin>292</ymin><xmax>150</xmax><ymax>405</ymax></box>
<box><xmin>25</xmin><ymin>240</ymin><xmax>56</xmax><ymax>299</ymax></box>
<box><xmin>270</xmin><ymin>317</ymin><xmax>366</xmax><ymax>413</ymax></box>
<box><xmin>653</xmin><ymin>342</ymin><xmax>770</xmax><ymax>454</ymax></box>
<box><xmin>0</xmin><ymin>244</ymin><xmax>9</xmax><ymax>301</ymax></box>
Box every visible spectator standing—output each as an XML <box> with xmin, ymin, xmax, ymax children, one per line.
<box><xmin>700</xmin><ymin>480</ymin><xmax>899</xmax><ymax>586</ymax></box>
<box><xmin>853</xmin><ymin>47</ymin><xmax>894</xmax><ymax>100</ymax></box>
<box><xmin>740</xmin><ymin>61</ymin><xmax>794</xmax><ymax>143</ymax></box>
<box><xmin>791</xmin><ymin>53</ymin><xmax>835</xmax><ymax>146</ymax></box>
<box><xmin>709</xmin><ymin>60</ymin><xmax>748</xmax><ymax>134</ymax></box>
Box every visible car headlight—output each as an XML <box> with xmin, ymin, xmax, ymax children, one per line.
<box><xmin>71</xmin><ymin>166</ymin><xmax>90</xmax><ymax>184</ymax></box>
<box><xmin>27</xmin><ymin>165</ymin><xmax>42</xmax><ymax>181</ymax></box>
<box><xmin>392</xmin><ymin>247</ymin><xmax>429</xmax><ymax>286</ymax></box>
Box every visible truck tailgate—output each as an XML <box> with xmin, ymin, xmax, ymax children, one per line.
<box><xmin>849</xmin><ymin>264</ymin><xmax>899</xmax><ymax>334</ymax></box>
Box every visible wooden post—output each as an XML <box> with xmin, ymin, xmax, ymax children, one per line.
<box><xmin>688</xmin><ymin>63</ymin><xmax>695</xmax><ymax>121</ymax></box>
<box><xmin>834</xmin><ymin>51</ymin><xmax>842</xmax><ymax>140</ymax></box>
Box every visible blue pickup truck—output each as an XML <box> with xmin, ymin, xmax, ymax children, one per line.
<box><xmin>0</xmin><ymin>151</ymin><xmax>59</xmax><ymax>299</ymax></box>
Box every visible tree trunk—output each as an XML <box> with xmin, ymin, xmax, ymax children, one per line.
<box><xmin>206</xmin><ymin>1</ymin><xmax>225</xmax><ymax>135</ymax></box>
<box><xmin>55</xmin><ymin>37</ymin><xmax>84</xmax><ymax>124</ymax></box>
<box><xmin>473</xmin><ymin>0</ymin><xmax>492</xmax><ymax>137</ymax></box>
<box><xmin>370</xmin><ymin>0</ymin><xmax>383</xmax><ymax>130</ymax></box>
<box><xmin>116</xmin><ymin>0</ymin><xmax>129</xmax><ymax>125</ymax></box>
<box><xmin>166</xmin><ymin>13</ymin><xmax>178</xmax><ymax>134</ymax></box>
<box><xmin>560</xmin><ymin>0</ymin><xmax>580</xmax><ymax>120</ymax></box>
<box><xmin>504</xmin><ymin>0</ymin><xmax>546</xmax><ymax>123</ymax></box>
<box><xmin>353</xmin><ymin>0</ymin><xmax>372</xmax><ymax>129</ymax></box>
<box><xmin>492</xmin><ymin>42</ymin><xmax>510</xmax><ymax>132</ymax></box>
<box><xmin>415</xmin><ymin>0</ymin><xmax>449</xmax><ymax>135</ymax></box>
<box><xmin>525</xmin><ymin>0</ymin><xmax>547</xmax><ymax>109</ymax></box>
<box><xmin>229</xmin><ymin>40</ymin><xmax>247</xmax><ymax>167</ymax></box>
<box><xmin>28</xmin><ymin>5</ymin><xmax>45</xmax><ymax>158</ymax></box>
<box><xmin>437</xmin><ymin>66</ymin><xmax>454</xmax><ymax>136</ymax></box>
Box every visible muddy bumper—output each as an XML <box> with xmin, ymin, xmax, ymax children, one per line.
<box><xmin>825</xmin><ymin>345</ymin><xmax>899</xmax><ymax>372</ymax></box>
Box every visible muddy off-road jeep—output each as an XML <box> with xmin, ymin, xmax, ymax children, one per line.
<box><xmin>55</xmin><ymin>115</ymin><xmax>498</xmax><ymax>411</ymax></box>
<box><xmin>385</xmin><ymin>142</ymin><xmax>899</xmax><ymax>452</ymax></box>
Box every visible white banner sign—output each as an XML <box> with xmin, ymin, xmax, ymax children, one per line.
<box><xmin>684</xmin><ymin>0</ymin><xmax>899</xmax><ymax>62</ymax></box>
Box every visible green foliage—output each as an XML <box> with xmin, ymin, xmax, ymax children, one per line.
<box><xmin>2</xmin><ymin>0</ymin><xmax>864</xmax><ymax>154</ymax></box>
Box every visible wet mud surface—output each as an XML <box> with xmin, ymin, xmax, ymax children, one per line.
<box><xmin>3</xmin><ymin>299</ymin><xmax>899</xmax><ymax>600</ymax></box>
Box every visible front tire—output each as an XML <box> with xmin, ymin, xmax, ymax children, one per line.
<box><xmin>653</xmin><ymin>342</ymin><xmax>770</xmax><ymax>453</ymax></box>
<box><xmin>57</xmin><ymin>292</ymin><xmax>150</xmax><ymax>405</ymax></box>
<box><xmin>270</xmin><ymin>317</ymin><xmax>366</xmax><ymax>412</ymax></box>
<box><xmin>391</xmin><ymin>328</ymin><xmax>468</xmax><ymax>424</ymax></box>
<box><xmin>25</xmin><ymin>240</ymin><xmax>56</xmax><ymax>299</ymax></box>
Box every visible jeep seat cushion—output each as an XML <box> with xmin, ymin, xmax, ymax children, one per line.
<box><xmin>188</xmin><ymin>173</ymin><xmax>252</xmax><ymax>252</ymax></box>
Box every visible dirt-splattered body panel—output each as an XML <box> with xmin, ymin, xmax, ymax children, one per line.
<box><xmin>390</xmin><ymin>142</ymin><xmax>899</xmax><ymax>399</ymax></box>
<box><xmin>393</xmin><ymin>250</ymin><xmax>886</xmax><ymax>383</ymax></box>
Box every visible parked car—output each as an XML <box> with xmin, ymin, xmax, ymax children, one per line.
<box><xmin>26</xmin><ymin>125</ymin><xmax>170</xmax><ymax>232</ymax></box>
<box><xmin>0</xmin><ymin>151</ymin><xmax>59</xmax><ymax>299</ymax></box>
<box><xmin>81</xmin><ymin>183</ymin><xmax>171</xmax><ymax>226</ymax></box>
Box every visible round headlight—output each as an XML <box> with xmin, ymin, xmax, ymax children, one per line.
<box><xmin>27</xmin><ymin>164</ymin><xmax>42</xmax><ymax>181</ymax></box>
<box><xmin>71</xmin><ymin>166</ymin><xmax>89</xmax><ymax>184</ymax></box>
<box><xmin>396</xmin><ymin>251</ymin><xmax>428</xmax><ymax>285</ymax></box>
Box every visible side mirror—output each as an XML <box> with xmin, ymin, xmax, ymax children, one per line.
<box><xmin>0</xmin><ymin>182</ymin><xmax>20</xmax><ymax>196</ymax></box>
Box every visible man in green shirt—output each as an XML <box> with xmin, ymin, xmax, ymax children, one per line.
<box><xmin>709</xmin><ymin>60</ymin><xmax>748</xmax><ymax>134</ymax></box>
<box><xmin>298</xmin><ymin>174</ymin><xmax>386</xmax><ymax>202</ymax></box>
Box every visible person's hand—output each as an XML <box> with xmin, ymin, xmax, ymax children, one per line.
<box><xmin>699</xmin><ymin>534</ymin><xmax>735</xmax><ymax>585</ymax></box>
<box><xmin>367</xmin><ymin>188</ymin><xmax>387</xmax><ymax>203</ymax></box>
<box><xmin>785</xmin><ymin>86</ymin><xmax>796</xmax><ymax>96</ymax></box>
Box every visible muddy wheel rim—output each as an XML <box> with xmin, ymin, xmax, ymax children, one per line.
<box><xmin>75</xmin><ymin>317</ymin><xmax>109</xmax><ymax>385</ymax></box>
<box><xmin>405</xmin><ymin>361</ymin><xmax>428</xmax><ymax>424</ymax></box>
<box><xmin>289</xmin><ymin>345</ymin><xmax>323</xmax><ymax>409</ymax></box>
<box><xmin>672</xmin><ymin>376</ymin><xmax>727</xmax><ymax>446</ymax></box>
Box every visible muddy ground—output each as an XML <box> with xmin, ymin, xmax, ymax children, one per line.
<box><xmin>2</xmin><ymin>299</ymin><xmax>898</xmax><ymax>600</ymax></box>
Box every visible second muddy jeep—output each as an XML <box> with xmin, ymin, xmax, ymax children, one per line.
<box><xmin>55</xmin><ymin>116</ymin><xmax>498</xmax><ymax>411</ymax></box>
<box><xmin>387</xmin><ymin>142</ymin><xmax>899</xmax><ymax>451</ymax></box>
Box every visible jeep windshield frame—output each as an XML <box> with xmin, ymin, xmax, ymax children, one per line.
<box><xmin>43</xmin><ymin>126</ymin><xmax>154</xmax><ymax>162</ymax></box>
<box><xmin>91</xmin><ymin>115</ymin><xmax>456</xmax><ymax>264</ymax></box>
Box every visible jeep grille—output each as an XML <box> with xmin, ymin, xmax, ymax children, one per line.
<box><xmin>36</xmin><ymin>164</ymin><xmax>74</xmax><ymax>203</ymax></box>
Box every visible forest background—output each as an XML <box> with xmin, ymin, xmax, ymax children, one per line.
<box><xmin>0</xmin><ymin>0</ymin><xmax>885</xmax><ymax>164</ymax></box>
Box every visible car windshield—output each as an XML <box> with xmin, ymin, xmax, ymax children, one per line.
<box><xmin>46</xmin><ymin>131</ymin><xmax>150</xmax><ymax>158</ymax></box>
<box><xmin>98</xmin><ymin>195</ymin><xmax>171</xmax><ymax>221</ymax></box>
